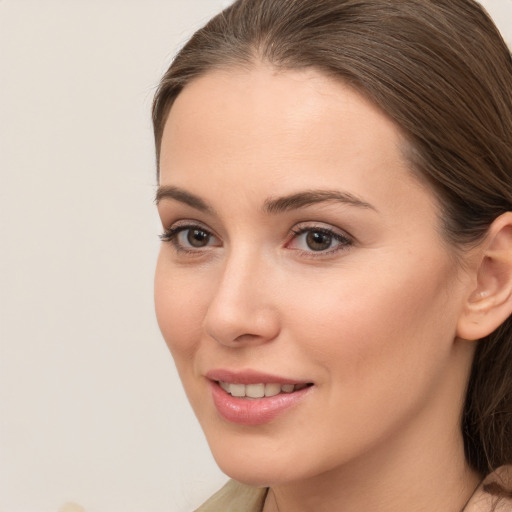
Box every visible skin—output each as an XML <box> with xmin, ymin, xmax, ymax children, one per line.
<box><xmin>154</xmin><ymin>65</ymin><xmax>482</xmax><ymax>512</ymax></box>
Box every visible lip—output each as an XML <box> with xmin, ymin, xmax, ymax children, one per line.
<box><xmin>205</xmin><ymin>369</ymin><xmax>311</xmax><ymax>385</ymax></box>
<box><xmin>206</xmin><ymin>369</ymin><xmax>314</xmax><ymax>426</ymax></box>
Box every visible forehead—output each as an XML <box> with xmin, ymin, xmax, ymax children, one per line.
<box><xmin>163</xmin><ymin>66</ymin><xmax>400</xmax><ymax>166</ymax></box>
<box><xmin>163</xmin><ymin>65</ymin><xmax>398</xmax><ymax>148</ymax></box>
<box><xmin>159</xmin><ymin>65</ymin><xmax>437</xmax><ymax>222</ymax></box>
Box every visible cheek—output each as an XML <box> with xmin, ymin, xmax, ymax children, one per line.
<box><xmin>154</xmin><ymin>252</ymin><xmax>208</xmax><ymax>364</ymax></box>
<box><xmin>285</xmin><ymin>253</ymin><xmax>459</xmax><ymax>388</ymax></box>
<box><xmin>268</xmin><ymin>257</ymin><xmax>461</xmax><ymax>466</ymax></box>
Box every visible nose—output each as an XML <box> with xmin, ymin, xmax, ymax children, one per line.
<box><xmin>203</xmin><ymin>251</ymin><xmax>280</xmax><ymax>347</ymax></box>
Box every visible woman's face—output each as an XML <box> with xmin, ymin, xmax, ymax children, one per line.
<box><xmin>155</xmin><ymin>66</ymin><xmax>473</xmax><ymax>485</ymax></box>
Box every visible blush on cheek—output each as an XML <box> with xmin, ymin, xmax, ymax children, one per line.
<box><xmin>154</xmin><ymin>294</ymin><xmax>182</xmax><ymax>352</ymax></box>
<box><xmin>157</xmin><ymin>303</ymin><xmax>201</xmax><ymax>359</ymax></box>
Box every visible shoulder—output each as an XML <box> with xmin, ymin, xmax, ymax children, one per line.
<box><xmin>465</xmin><ymin>466</ymin><xmax>512</xmax><ymax>512</ymax></box>
<box><xmin>194</xmin><ymin>480</ymin><xmax>268</xmax><ymax>512</ymax></box>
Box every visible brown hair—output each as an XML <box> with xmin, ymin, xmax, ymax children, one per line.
<box><xmin>152</xmin><ymin>0</ymin><xmax>512</xmax><ymax>477</ymax></box>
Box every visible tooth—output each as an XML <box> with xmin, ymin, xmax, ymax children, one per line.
<box><xmin>295</xmin><ymin>383</ymin><xmax>308</xmax><ymax>391</ymax></box>
<box><xmin>246</xmin><ymin>383</ymin><xmax>265</xmax><ymax>398</ymax></box>
<box><xmin>219</xmin><ymin>381</ymin><xmax>230</xmax><ymax>392</ymax></box>
<box><xmin>230</xmin><ymin>383</ymin><xmax>246</xmax><ymax>397</ymax></box>
<box><xmin>281</xmin><ymin>384</ymin><xmax>295</xmax><ymax>393</ymax></box>
<box><xmin>264</xmin><ymin>383</ymin><xmax>281</xmax><ymax>397</ymax></box>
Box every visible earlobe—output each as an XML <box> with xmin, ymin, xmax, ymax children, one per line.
<box><xmin>457</xmin><ymin>213</ymin><xmax>512</xmax><ymax>341</ymax></box>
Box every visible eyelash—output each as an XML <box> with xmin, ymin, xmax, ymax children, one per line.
<box><xmin>288</xmin><ymin>225</ymin><xmax>353</xmax><ymax>257</ymax></box>
<box><xmin>159</xmin><ymin>223</ymin><xmax>353</xmax><ymax>257</ymax></box>
<box><xmin>159</xmin><ymin>223</ymin><xmax>218</xmax><ymax>254</ymax></box>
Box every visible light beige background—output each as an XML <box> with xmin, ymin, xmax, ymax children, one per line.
<box><xmin>1</xmin><ymin>1</ymin><xmax>510</xmax><ymax>511</ymax></box>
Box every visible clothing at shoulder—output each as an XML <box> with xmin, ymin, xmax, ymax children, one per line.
<box><xmin>465</xmin><ymin>466</ymin><xmax>512</xmax><ymax>512</ymax></box>
<box><xmin>195</xmin><ymin>466</ymin><xmax>512</xmax><ymax>512</ymax></box>
<box><xmin>194</xmin><ymin>480</ymin><xmax>267</xmax><ymax>512</ymax></box>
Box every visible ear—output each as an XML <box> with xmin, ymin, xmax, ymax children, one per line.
<box><xmin>457</xmin><ymin>212</ymin><xmax>512</xmax><ymax>341</ymax></box>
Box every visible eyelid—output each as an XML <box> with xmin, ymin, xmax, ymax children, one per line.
<box><xmin>286</xmin><ymin>222</ymin><xmax>354</xmax><ymax>256</ymax></box>
<box><xmin>289</xmin><ymin>221</ymin><xmax>353</xmax><ymax>240</ymax></box>
<box><xmin>160</xmin><ymin>220</ymin><xmax>221</xmax><ymax>252</ymax></box>
<box><xmin>160</xmin><ymin>219</ymin><xmax>353</xmax><ymax>258</ymax></box>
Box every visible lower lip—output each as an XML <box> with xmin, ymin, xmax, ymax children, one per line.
<box><xmin>209</xmin><ymin>381</ymin><xmax>312</xmax><ymax>426</ymax></box>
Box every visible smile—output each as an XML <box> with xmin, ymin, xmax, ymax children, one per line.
<box><xmin>218</xmin><ymin>381</ymin><xmax>310</xmax><ymax>399</ymax></box>
<box><xmin>208</xmin><ymin>375</ymin><xmax>314</xmax><ymax>425</ymax></box>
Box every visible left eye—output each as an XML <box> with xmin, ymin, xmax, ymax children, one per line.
<box><xmin>288</xmin><ymin>227</ymin><xmax>352</xmax><ymax>253</ymax></box>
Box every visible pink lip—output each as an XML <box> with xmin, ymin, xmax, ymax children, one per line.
<box><xmin>205</xmin><ymin>369</ymin><xmax>310</xmax><ymax>385</ymax></box>
<box><xmin>206</xmin><ymin>369</ymin><xmax>313</xmax><ymax>426</ymax></box>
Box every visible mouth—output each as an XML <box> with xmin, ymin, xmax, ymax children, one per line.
<box><xmin>217</xmin><ymin>381</ymin><xmax>313</xmax><ymax>399</ymax></box>
<box><xmin>205</xmin><ymin>369</ymin><xmax>314</xmax><ymax>424</ymax></box>
<box><xmin>208</xmin><ymin>373</ymin><xmax>314</xmax><ymax>425</ymax></box>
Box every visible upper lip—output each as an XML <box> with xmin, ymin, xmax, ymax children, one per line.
<box><xmin>205</xmin><ymin>369</ymin><xmax>312</xmax><ymax>385</ymax></box>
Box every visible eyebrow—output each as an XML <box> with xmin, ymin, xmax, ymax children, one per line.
<box><xmin>155</xmin><ymin>185</ymin><xmax>215</xmax><ymax>214</ymax></box>
<box><xmin>263</xmin><ymin>190</ymin><xmax>376</xmax><ymax>214</ymax></box>
<box><xmin>155</xmin><ymin>186</ymin><xmax>376</xmax><ymax>214</ymax></box>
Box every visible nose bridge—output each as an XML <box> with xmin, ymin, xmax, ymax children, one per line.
<box><xmin>203</xmin><ymin>245</ymin><xmax>279</xmax><ymax>346</ymax></box>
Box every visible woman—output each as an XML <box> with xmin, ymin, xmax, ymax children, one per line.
<box><xmin>152</xmin><ymin>0</ymin><xmax>512</xmax><ymax>510</ymax></box>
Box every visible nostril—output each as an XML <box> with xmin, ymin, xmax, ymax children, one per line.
<box><xmin>233</xmin><ymin>333</ymin><xmax>262</xmax><ymax>343</ymax></box>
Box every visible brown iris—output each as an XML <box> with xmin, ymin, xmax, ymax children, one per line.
<box><xmin>187</xmin><ymin>229</ymin><xmax>210</xmax><ymax>247</ymax></box>
<box><xmin>306</xmin><ymin>231</ymin><xmax>333</xmax><ymax>251</ymax></box>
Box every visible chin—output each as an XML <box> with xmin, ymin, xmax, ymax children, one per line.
<box><xmin>205</xmin><ymin>430</ymin><xmax>331</xmax><ymax>488</ymax></box>
<box><xmin>218</xmin><ymin>462</ymin><xmax>275</xmax><ymax>487</ymax></box>
<box><xmin>204</xmin><ymin>431</ymin><xmax>295</xmax><ymax>487</ymax></box>
<box><xmin>216</xmin><ymin>457</ymin><xmax>295</xmax><ymax>487</ymax></box>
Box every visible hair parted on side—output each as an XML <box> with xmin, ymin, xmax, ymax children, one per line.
<box><xmin>152</xmin><ymin>0</ymin><xmax>512</xmax><ymax>477</ymax></box>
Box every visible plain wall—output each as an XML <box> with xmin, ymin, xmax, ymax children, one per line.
<box><xmin>1</xmin><ymin>1</ymin><xmax>511</xmax><ymax>511</ymax></box>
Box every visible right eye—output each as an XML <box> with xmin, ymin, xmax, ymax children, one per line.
<box><xmin>160</xmin><ymin>224</ymin><xmax>221</xmax><ymax>252</ymax></box>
